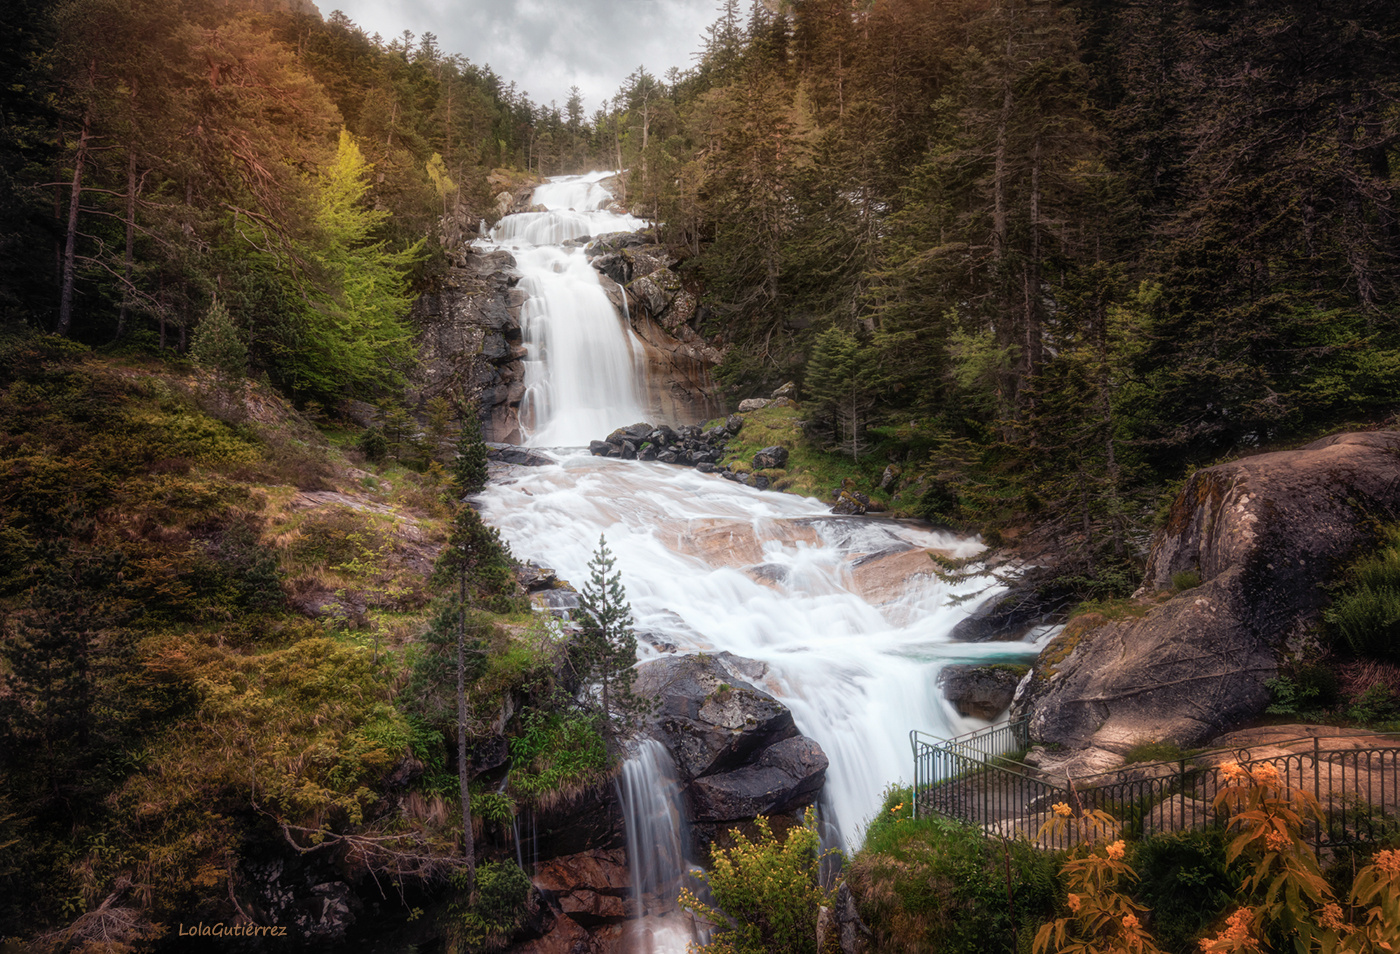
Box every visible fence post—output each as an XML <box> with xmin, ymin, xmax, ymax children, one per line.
<box><xmin>1313</xmin><ymin>736</ymin><xmax>1321</xmax><ymax>852</ymax></box>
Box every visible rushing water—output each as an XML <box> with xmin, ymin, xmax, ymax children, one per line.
<box><xmin>474</xmin><ymin>172</ymin><xmax>1041</xmax><ymax>950</ymax></box>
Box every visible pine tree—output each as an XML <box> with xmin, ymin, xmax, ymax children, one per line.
<box><xmin>571</xmin><ymin>535</ymin><xmax>646</xmax><ymax>739</ymax></box>
<box><xmin>190</xmin><ymin>296</ymin><xmax>247</xmax><ymax>382</ymax></box>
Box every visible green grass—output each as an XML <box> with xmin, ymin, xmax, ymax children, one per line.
<box><xmin>712</xmin><ymin>404</ymin><xmax>895</xmax><ymax>505</ymax></box>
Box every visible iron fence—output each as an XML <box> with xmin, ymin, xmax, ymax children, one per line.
<box><xmin>912</xmin><ymin>722</ymin><xmax>1400</xmax><ymax>851</ymax></box>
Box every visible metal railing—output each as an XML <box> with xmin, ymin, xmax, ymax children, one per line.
<box><xmin>912</xmin><ymin>723</ymin><xmax>1400</xmax><ymax>851</ymax></box>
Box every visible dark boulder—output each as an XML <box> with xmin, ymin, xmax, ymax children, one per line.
<box><xmin>588</xmin><ymin>440</ymin><xmax>614</xmax><ymax>457</ymax></box>
<box><xmin>948</xmin><ymin>570</ymin><xmax>1077</xmax><ymax>642</ymax></box>
<box><xmin>938</xmin><ymin>665</ymin><xmax>1024</xmax><ymax>720</ymax></box>
<box><xmin>752</xmin><ymin>445</ymin><xmax>789</xmax><ymax>470</ymax></box>
<box><xmin>725</xmin><ymin>414</ymin><xmax>744</xmax><ymax>435</ymax></box>
<box><xmin>633</xmin><ymin>653</ymin><xmax>828</xmax><ymax>840</ymax></box>
<box><xmin>486</xmin><ymin>443</ymin><xmax>555</xmax><ymax>467</ymax></box>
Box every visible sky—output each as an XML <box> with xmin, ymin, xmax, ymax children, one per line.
<box><xmin>323</xmin><ymin>0</ymin><xmax>721</xmax><ymax>113</ymax></box>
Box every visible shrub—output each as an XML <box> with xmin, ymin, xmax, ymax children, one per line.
<box><xmin>1131</xmin><ymin>831</ymin><xmax>1242</xmax><ymax>953</ymax></box>
<box><xmin>1325</xmin><ymin>525</ymin><xmax>1400</xmax><ymax>661</ymax></box>
<box><xmin>450</xmin><ymin>860</ymin><xmax>532</xmax><ymax>952</ymax></box>
<box><xmin>1170</xmin><ymin>570</ymin><xmax>1201</xmax><ymax>592</ymax></box>
<box><xmin>849</xmin><ymin>786</ymin><xmax>1059</xmax><ymax>954</ymax></box>
<box><xmin>680</xmin><ymin>808</ymin><xmax>835</xmax><ymax>954</ymax></box>
<box><xmin>507</xmin><ymin>707</ymin><xmax>610</xmax><ymax>799</ymax></box>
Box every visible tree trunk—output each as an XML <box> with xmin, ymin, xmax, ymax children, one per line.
<box><xmin>56</xmin><ymin>101</ymin><xmax>93</xmax><ymax>336</ymax></box>
<box><xmin>115</xmin><ymin>148</ymin><xmax>137</xmax><ymax>342</ymax></box>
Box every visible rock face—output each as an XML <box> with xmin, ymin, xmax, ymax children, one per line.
<box><xmin>1015</xmin><ymin>432</ymin><xmax>1400</xmax><ymax>773</ymax></box>
<box><xmin>410</xmin><ymin>222</ymin><xmax>721</xmax><ymax>443</ymax></box>
<box><xmin>588</xmin><ymin>232</ymin><xmax>724</xmax><ymax>427</ymax></box>
<box><xmin>633</xmin><ymin>653</ymin><xmax>828</xmax><ymax>852</ymax></box>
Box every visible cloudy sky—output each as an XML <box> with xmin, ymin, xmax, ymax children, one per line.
<box><xmin>324</xmin><ymin>0</ymin><xmax>720</xmax><ymax>113</ymax></box>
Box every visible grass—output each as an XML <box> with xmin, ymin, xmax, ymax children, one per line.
<box><xmin>710</xmin><ymin>403</ymin><xmax>896</xmax><ymax>506</ymax></box>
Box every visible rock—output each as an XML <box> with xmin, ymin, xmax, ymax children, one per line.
<box><xmin>633</xmin><ymin>653</ymin><xmax>828</xmax><ymax>842</ymax></box>
<box><xmin>770</xmin><ymin>396</ymin><xmax>796</xmax><ymax>409</ymax></box>
<box><xmin>517</xmin><ymin>561</ymin><xmax>559</xmax><ymax>591</ymax></box>
<box><xmin>658</xmin><ymin>450</ymin><xmax>679</xmax><ymax>465</ymax></box>
<box><xmin>607</xmin><ymin>422</ymin><xmax>655</xmax><ymax>444</ymax></box>
<box><xmin>772</xmin><ymin>381</ymin><xmax>797</xmax><ymax>400</ymax></box>
<box><xmin>509</xmin><ymin>913</ymin><xmax>596</xmax><ymax>954</ymax></box>
<box><xmin>1015</xmin><ymin>431</ymin><xmax>1400</xmax><ymax>772</ymax></box>
<box><xmin>752</xmin><ymin>475</ymin><xmax>771</xmax><ymax>491</ymax></box>
<box><xmin>938</xmin><ymin>665</ymin><xmax>1024</xmax><ymax>720</ymax></box>
<box><xmin>696</xmin><ymin>461</ymin><xmax>718</xmax><ymax>474</ymax></box>
<box><xmin>948</xmin><ymin>570</ymin><xmax>1078</xmax><ymax>642</ymax></box>
<box><xmin>487</xmin><ymin>442</ymin><xmax>554</xmax><ymax>467</ymax></box>
<box><xmin>817</xmin><ymin>882</ymin><xmax>871</xmax><ymax>954</ymax></box>
<box><xmin>516</xmin><ymin>780</ymin><xmax>625</xmax><ymax>861</ymax></box>
<box><xmin>752</xmin><ymin>445</ymin><xmax>789</xmax><ymax>469</ymax></box>
<box><xmin>532</xmin><ymin>849</ymin><xmax>632</xmax><ymax>925</ymax></box>
<box><xmin>738</xmin><ymin>398</ymin><xmax>772</xmax><ymax>412</ymax></box>
<box><xmin>638</xmin><ymin>444</ymin><xmax>658</xmax><ymax>462</ymax></box>
<box><xmin>725</xmin><ymin>414</ymin><xmax>744</xmax><ymax>435</ymax></box>
<box><xmin>588</xmin><ymin>440</ymin><xmax>613</xmax><ymax>457</ymax></box>
<box><xmin>831</xmin><ymin>489</ymin><xmax>870</xmax><ymax>515</ymax></box>
<box><xmin>879</xmin><ymin>465</ymin><xmax>899</xmax><ymax>491</ymax></box>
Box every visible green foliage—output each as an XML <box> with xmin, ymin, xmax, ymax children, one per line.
<box><xmin>1346</xmin><ymin>684</ymin><xmax>1400</xmax><ymax>725</ymax></box>
<box><xmin>1325</xmin><ymin>527</ymin><xmax>1400</xmax><ymax>661</ymax></box>
<box><xmin>190</xmin><ymin>297</ymin><xmax>247</xmax><ymax>380</ymax></box>
<box><xmin>1131</xmin><ymin>832</ymin><xmax>1244</xmax><ymax>954</ymax></box>
<box><xmin>1171</xmin><ymin>570</ymin><xmax>1202</xmax><ymax>592</ymax></box>
<box><xmin>570</xmin><ymin>535</ymin><xmax>649</xmax><ymax>737</ymax></box>
<box><xmin>507</xmin><ymin>707</ymin><xmax>609</xmax><ymax>798</ymax></box>
<box><xmin>1265</xmin><ymin>676</ymin><xmax>1324</xmax><ymax>717</ymax></box>
<box><xmin>450</xmin><ymin>861</ymin><xmax>532</xmax><ymax>953</ymax></box>
<box><xmin>680</xmin><ymin>808</ymin><xmax>835</xmax><ymax>954</ymax></box>
<box><xmin>850</xmin><ymin>786</ymin><xmax>1060</xmax><ymax>954</ymax></box>
<box><xmin>357</xmin><ymin>425</ymin><xmax>389</xmax><ymax>462</ymax></box>
<box><xmin>451</xmin><ymin>403</ymin><xmax>490</xmax><ymax>497</ymax></box>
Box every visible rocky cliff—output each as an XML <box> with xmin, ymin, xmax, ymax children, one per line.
<box><xmin>1014</xmin><ymin>431</ymin><xmax>1400</xmax><ymax>775</ymax></box>
<box><xmin>409</xmin><ymin>219</ymin><xmax>722</xmax><ymax>443</ymax></box>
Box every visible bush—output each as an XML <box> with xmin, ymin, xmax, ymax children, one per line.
<box><xmin>451</xmin><ymin>861</ymin><xmax>532</xmax><ymax>952</ymax></box>
<box><xmin>680</xmin><ymin>808</ymin><xmax>835</xmax><ymax>954</ymax></box>
<box><xmin>1131</xmin><ymin>831</ymin><xmax>1242</xmax><ymax>953</ymax></box>
<box><xmin>507</xmin><ymin>708</ymin><xmax>610</xmax><ymax>799</ymax></box>
<box><xmin>849</xmin><ymin>787</ymin><xmax>1059</xmax><ymax>954</ymax></box>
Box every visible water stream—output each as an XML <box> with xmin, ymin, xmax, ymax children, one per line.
<box><xmin>473</xmin><ymin>173</ymin><xmax>1042</xmax><ymax>951</ymax></box>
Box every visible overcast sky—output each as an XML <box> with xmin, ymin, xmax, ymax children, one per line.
<box><xmin>324</xmin><ymin>0</ymin><xmax>720</xmax><ymax>113</ymax></box>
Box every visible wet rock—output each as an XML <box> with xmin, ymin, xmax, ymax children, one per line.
<box><xmin>751</xmin><ymin>475</ymin><xmax>771</xmax><ymax>491</ymax></box>
<box><xmin>752</xmin><ymin>445</ymin><xmax>789</xmax><ymax>469</ymax></box>
<box><xmin>633</xmin><ymin>653</ymin><xmax>828</xmax><ymax>841</ymax></box>
<box><xmin>588</xmin><ymin>440</ymin><xmax>613</xmax><ymax>457</ymax></box>
<box><xmin>948</xmin><ymin>571</ymin><xmax>1077</xmax><ymax>642</ymax></box>
<box><xmin>487</xmin><ymin>443</ymin><xmax>554</xmax><ymax>467</ymax></box>
<box><xmin>696</xmin><ymin>461</ymin><xmax>718</xmax><ymax>474</ymax></box>
<box><xmin>517</xmin><ymin>561</ymin><xmax>560</xmax><ymax>591</ymax></box>
<box><xmin>939</xmin><ymin>665</ymin><xmax>1024</xmax><ymax>720</ymax></box>
<box><xmin>532</xmin><ymin>849</ymin><xmax>632</xmax><ymax>925</ymax></box>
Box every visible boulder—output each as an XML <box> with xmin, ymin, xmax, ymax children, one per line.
<box><xmin>752</xmin><ymin>445</ymin><xmax>789</xmax><ymax>470</ymax></box>
<box><xmin>1015</xmin><ymin>431</ymin><xmax>1400</xmax><ymax>774</ymax></box>
<box><xmin>938</xmin><ymin>665</ymin><xmax>1024</xmax><ymax>720</ymax></box>
<box><xmin>516</xmin><ymin>561</ymin><xmax>559</xmax><ymax>591</ymax></box>
<box><xmin>633</xmin><ymin>653</ymin><xmax>828</xmax><ymax>841</ymax></box>
<box><xmin>738</xmin><ymin>398</ymin><xmax>771</xmax><ymax>412</ymax></box>
<box><xmin>832</xmin><ymin>489</ymin><xmax>870</xmax><ymax>515</ymax></box>
<box><xmin>772</xmin><ymin>381</ymin><xmax>797</xmax><ymax>400</ymax></box>
<box><xmin>486</xmin><ymin>443</ymin><xmax>554</xmax><ymax>467</ymax></box>
<box><xmin>725</xmin><ymin>414</ymin><xmax>744</xmax><ymax>435</ymax></box>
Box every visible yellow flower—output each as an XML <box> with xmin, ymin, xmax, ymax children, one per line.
<box><xmin>1052</xmin><ymin>801</ymin><xmax>1072</xmax><ymax>818</ymax></box>
<box><xmin>1375</xmin><ymin>849</ymin><xmax>1400</xmax><ymax>875</ymax></box>
<box><xmin>1319</xmin><ymin>903</ymin><xmax>1346</xmax><ymax>932</ymax></box>
<box><xmin>1122</xmin><ymin>913</ymin><xmax>1141</xmax><ymax>931</ymax></box>
<box><xmin>1106</xmin><ymin>840</ymin><xmax>1126</xmax><ymax>860</ymax></box>
<box><xmin>1067</xmin><ymin>893</ymin><xmax>1081</xmax><ymax>913</ymax></box>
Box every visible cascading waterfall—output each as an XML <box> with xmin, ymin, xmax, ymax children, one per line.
<box><xmin>480</xmin><ymin>171</ymin><xmax>651</xmax><ymax>446</ymax></box>
<box><xmin>476</xmin><ymin>172</ymin><xmax>1044</xmax><ymax>951</ymax></box>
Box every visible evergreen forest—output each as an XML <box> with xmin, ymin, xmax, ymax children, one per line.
<box><xmin>2</xmin><ymin>0</ymin><xmax>1399</xmax><ymax>949</ymax></box>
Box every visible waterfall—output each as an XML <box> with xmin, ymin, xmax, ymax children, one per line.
<box><xmin>616</xmin><ymin>740</ymin><xmax>702</xmax><ymax>954</ymax></box>
<box><xmin>472</xmin><ymin>173</ymin><xmax>1042</xmax><ymax>950</ymax></box>
<box><xmin>479</xmin><ymin>171</ymin><xmax>651</xmax><ymax>446</ymax></box>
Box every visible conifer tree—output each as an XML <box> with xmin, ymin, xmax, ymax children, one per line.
<box><xmin>451</xmin><ymin>402</ymin><xmax>489</xmax><ymax>497</ymax></box>
<box><xmin>572</xmin><ymin>535</ymin><xmax>646</xmax><ymax>739</ymax></box>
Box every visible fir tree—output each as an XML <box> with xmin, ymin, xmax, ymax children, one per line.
<box><xmin>571</xmin><ymin>535</ymin><xmax>647</xmax><ymax>739</ymax></box>
<box><xmin>190</xmin><ymin>296</ymin><xmax>247</xmax><ymax>381</ymax></box>
<box><xmin>451</xmin><ymin>402</ymin><xmax>489</xmax><ymax>497</ymax></box>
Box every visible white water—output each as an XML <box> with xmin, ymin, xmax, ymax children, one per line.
<box><xmin>476</xmin><ymin>173</ymin><xmax>1040</xmax><ymax>950</ymax></box>
<box><xmin>478</xmin><ymin>171</ymin><xmax>651</xmax><ymax>446</ymax></box>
